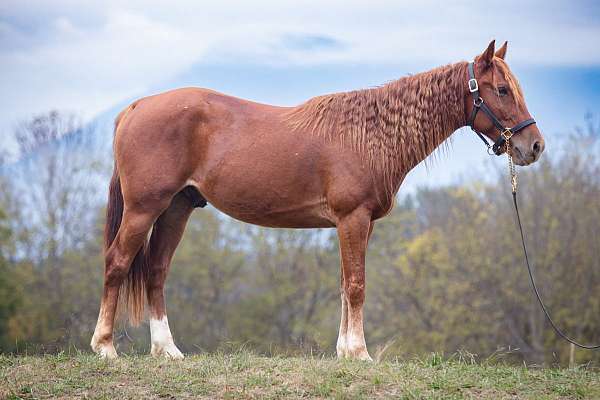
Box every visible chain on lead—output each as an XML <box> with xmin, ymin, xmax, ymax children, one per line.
<box><xmin>508</xmin><ymin>151</ymin><xmax>517</xmax><ymax>194</ymax></box>
<box><xmin>503</xmin><ymin>129</ymin><xmax>518</xmax><ymax>194</ymax></box>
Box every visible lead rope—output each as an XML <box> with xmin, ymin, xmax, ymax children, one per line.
<box><xmin>506</xmin><ymin>137</ymin><xmax>600</xmax><ymax>350</ymax></box>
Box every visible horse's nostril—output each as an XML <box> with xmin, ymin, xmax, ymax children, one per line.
<box><xmin>532</xmin><ymin>141</ymin><xmax>542</xmax><ymax>155</ymax></box>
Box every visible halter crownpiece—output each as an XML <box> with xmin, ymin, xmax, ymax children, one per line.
<box><xmin>466</xmin><ymin>61</ymin><xmax>536</xmax><ymax>155</ymax></box>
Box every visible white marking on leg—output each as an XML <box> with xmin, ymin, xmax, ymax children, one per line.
<box><xmin>336</xmin><ymin>333</ymin><xmax>347</xmax><ymax>358</ymax></box>
<box><xmin>346</xmin><ymin>308</ymin><xmax>372</xmax><ymax>361</ymax></box>
<box><xmin>91</xmin><ymin>305</ymin><xmax>118</xmax><ymax>359</ymax></box>
<box><xmin>150</xmin><ymin>316</ymin><xmax>184</xmax><ymax>360</ymax></box>
<box><xmin>336</xmin><ymin>293</ymin><xmax>348</xmax><ymax>358</ymax></box>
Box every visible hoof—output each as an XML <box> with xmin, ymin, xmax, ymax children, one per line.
<box><xmin>98</xmin><ymin>345</ymin><xmax>119</xmax><ymax>359</ymax></box>
<box><xmin>91</xmin><ymin>337</ymin><xmax>118</xmax><ymax>359</ymax></box>
<box><xmin>347</xmin><ymin>346</ymin><xmax>373</xmax><ymax>361</ymax></box>
<box><xmin>336</xmin><ymin>337</ymin><xmax>347</xmax><ymax>359</ymax></box>
<box><xmin>151</xmin><ymin>344</ymin><xmax>184</xmax><ymax>360</ymax></box>
<box><xmin>355</xmin><ymin>352</ymin><xmax>373</xmax><ymax>362</ymax></box>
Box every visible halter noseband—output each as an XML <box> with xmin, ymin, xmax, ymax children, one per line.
<box><xmin>467</xmin><ymin>61</ymin><xmax>536</xmax><ymax>155</ymax></box>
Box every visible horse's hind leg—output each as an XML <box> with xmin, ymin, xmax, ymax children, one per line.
<box><xmin>145</xmin><ymin>191</ymin><xmax>195</xmax><ymax>359</ymax></box>
<box><xmin>91</xmin><ymin>207</ymin><xmax>164</xmax><ymax>358</ymax></box>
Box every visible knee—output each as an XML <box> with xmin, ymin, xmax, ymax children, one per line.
<box><xmin>345</xmin><ymin>279</ymin><xmax>365</xmax><ymax>307</ymax></box>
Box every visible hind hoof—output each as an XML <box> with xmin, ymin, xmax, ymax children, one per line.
<box><xmin>151</xmin><ymin>344</ymin><xmax>184</xmax><ymax>360</ymax></box>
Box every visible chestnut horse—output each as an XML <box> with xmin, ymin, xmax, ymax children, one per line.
<box><xmin>91</xmin><ymin>40</ymin><xmax>544</xmax><ymax>360</ymax></box>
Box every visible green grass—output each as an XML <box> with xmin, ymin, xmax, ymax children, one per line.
<box><xmin>1</xmin><ymin>351</ymin><xmax>599</xmax><ymax>399</ymax></box>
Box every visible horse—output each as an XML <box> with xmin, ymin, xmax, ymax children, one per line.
<box><xmin>91</xmin><ymin>40</ymin><xmax>545</xmax><ymax>360</ymax></box>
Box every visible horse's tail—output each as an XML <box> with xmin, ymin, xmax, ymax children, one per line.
<box><xmin>105</xmin><ymin>105</ymin><xmax>147</xmax><ymax>326</ymax></box>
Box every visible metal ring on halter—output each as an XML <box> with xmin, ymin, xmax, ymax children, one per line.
<box><xmin>501</xmin><ymin>128</ymin><xmax>513</xmax><ymax>141</ymax></box>
<box><xmin>474</xmin><ymin>97</ymin><xmax>484</xmax><ymax>107</ymax></box>
<box><xmin>486</xmin><ymin>146</ymin><xmax>495</xmax><ymax>155</ymax></box>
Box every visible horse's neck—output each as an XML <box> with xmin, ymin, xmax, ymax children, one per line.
<box><xmin>286</xmin><ymin>62</ymin><xmax>469</xmax><ymax>199</ymax></box>
<box><xmin>374</xmin><ymin>61</ymin><xmax>468</xmax><ymax>191</ymax></box>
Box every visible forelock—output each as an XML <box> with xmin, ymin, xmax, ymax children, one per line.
<box><xmin>495</xmin><ymin>58</ymin><xmax>525</xmax><ymax>107</ymax></box>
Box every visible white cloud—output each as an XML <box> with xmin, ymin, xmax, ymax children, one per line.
<box><xmin>1</xmin><ymin>7</ymin><xmax>204</xmax><ymax>126</ymax></box>
<box><xmin>1</xmin><ymin>0</ymin><xmax>599</xmax><ymax>135</ymax></box>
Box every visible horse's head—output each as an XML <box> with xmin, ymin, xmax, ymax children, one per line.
<box><xmin>467</xmin><ymin>40</ymin><xmax>545</xmax><ymax>166</ymax></box>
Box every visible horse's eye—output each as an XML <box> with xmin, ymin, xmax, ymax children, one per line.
<box><xmin>497</xmin><ymin>86</ymin><xmax>508</xmax><ymax>97</ymax></box>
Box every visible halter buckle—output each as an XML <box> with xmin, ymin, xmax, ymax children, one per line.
<box><xmin>468</xmin><ymin>78</ymin><xmax>479</xmax><ymax>93</ymax></box>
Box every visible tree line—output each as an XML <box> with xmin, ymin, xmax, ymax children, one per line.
<box><xmin>0</xmin><ymin>111</ymin><xmax>599</xmax><ymax>366</ymax></box>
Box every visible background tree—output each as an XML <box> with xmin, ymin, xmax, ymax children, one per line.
<box><xmin>0</xmin><ymin>175</ymin><xmax>21</xmax><ymax>350</ymax></box>
<box><xmin>2</xmin><ymin>111</ymin><xmax>104</xmax><ymax>352</ymax></box>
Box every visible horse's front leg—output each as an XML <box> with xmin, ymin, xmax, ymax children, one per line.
<box><xmin>336</xmin><ymin>207</ymin><xmax>373</xmax><ymax>361</ymax></box>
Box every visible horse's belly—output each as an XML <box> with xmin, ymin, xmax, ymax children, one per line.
<box><xmin>195</xmin><ymin>147</ymin><xmax>335</xmax><ymax>228</ymax></box>
<box><xmin>206</xmin><ymin>196</ymin><xmax>334</xmax><ymax>228</ymax></box>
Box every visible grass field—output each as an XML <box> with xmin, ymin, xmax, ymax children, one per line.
<box><xmin>1</xmin><ymin>351</ymin><xmax>599</xmax><ymax>399</ymax></box>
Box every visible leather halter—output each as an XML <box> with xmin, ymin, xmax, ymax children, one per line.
<box><xmin>467</xmin><ymin>61</ymin><xmax>536</xmax><ymax>155</ymax></box>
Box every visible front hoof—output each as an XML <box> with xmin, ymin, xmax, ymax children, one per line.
<box><xmin>91</xmin><ymin>336</ymin><xmax>118</xmax><ymax>359</ymax></box>
<box><xmin>336</xmin><ymin>339</ymin><xmax>347</xmax><ymax>359</ymax></box>
<box><xmin>347</xmin><ymin>347</ymin><xmax>373</xmax><ymax>361</ymax></box>
<box><xmin>98</xmin><ymin>345</ymin><xmax>119</xmax><ymax>359</ymax></box>
<box><xmin>92</xmin><ymin>343</ymin><xmax>118</xmax><ymax>359</ymax></box>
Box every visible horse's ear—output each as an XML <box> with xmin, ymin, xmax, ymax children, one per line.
<box><xmin>478</xmin><ymin>40</ymin><xmax>496</xmax><ymax>68</ymax></box>
<box><xmin>495</xmin><ymin>41</ymin><xmax>508</xmax><ymax>60</ymax></box>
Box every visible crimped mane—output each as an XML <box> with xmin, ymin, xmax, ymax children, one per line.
<box><xmin>286</xmin><ymin>62</ymin><xmax>468</xmax><ymax>201</ymax></box>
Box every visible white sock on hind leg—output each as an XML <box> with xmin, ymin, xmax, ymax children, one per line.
<box><xmin>150</xmin><ymin>315</ymin><xmax>184</xmax><ymax>359</ymax></box>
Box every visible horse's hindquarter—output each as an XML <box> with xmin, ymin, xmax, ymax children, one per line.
<box><xmin>190</xmin><ymin>91</ymin><xmax>375</xmax><ymax>228</ymax></box>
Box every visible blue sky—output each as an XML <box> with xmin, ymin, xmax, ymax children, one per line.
<box><xmin>1</xmin><ymin>0</ymin><xmax>599</xmax><ymax>190</ymax></box>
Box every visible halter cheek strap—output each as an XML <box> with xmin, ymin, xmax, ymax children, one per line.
<box><xmin>467</xmin><ymin>62</ymin><xmax>536</xmax><ymax>155</ymax></box>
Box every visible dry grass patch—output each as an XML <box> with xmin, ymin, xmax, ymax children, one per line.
<box><xmin>1</xmin><ymin>351</ymin><xmax>598</xmax><ymax>399</ymax></box>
